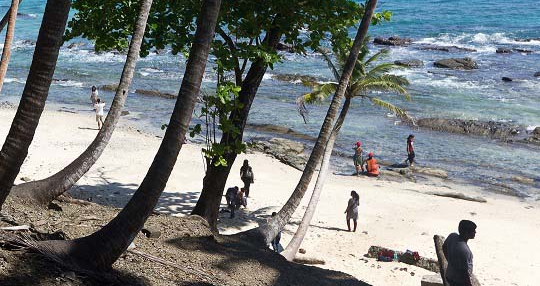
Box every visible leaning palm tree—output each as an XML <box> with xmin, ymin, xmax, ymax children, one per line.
<box><xmin>0</xmin><ymin>0</ymin><xmax>71</xmax><ymax>210</ymax></box>
<box><xmin>0</xmin><ymin>0</ymin><xmax>20</xmax><ymax>95</ymax></box>
<box><xmin>11</xmin><ymin>0</ymin><xmax>151</xmax><ymax>205</ymax></box>
<box><xmin>0</xmin><ymin>0</ymin><xmax>23</xmax><ymax>33</ymax></box>
<box><xmin>281</xmin><ymin>43</ymin><xmax>410</xmax><ymax>261</ymax></box>
<box><xmin>242</xmin><ymin>0</ymin><xmax>380</xmax><ymax>246</ymax></box>
<box><xmin>24</xmin><ymin>0</ymin><xmax>221</xmax><ymax>271</ymax></box>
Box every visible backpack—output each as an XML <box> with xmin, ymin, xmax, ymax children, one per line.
<box><xmin>244</xmin><ymin>167</ymin><xmax>253</xmax><ymax>179</ymax></box>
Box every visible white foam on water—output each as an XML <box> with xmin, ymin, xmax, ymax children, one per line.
<box><xmin>54</xmin><ymin>80</ymin><xmax>85</xmax><ymax>87</ymax></box>
<box><xmin>4</xmin><ymin>78</ymin><xmax>26</xmax><ymax>84</ymax></box>
<box><xmin>526</xmin><ymin>125</ymin><xmax>538</xmax><ymax>132</ymax></box>
<box><xmin>60</xmin><ymin>49</ymin><xmax>126</xmax><ymax>63</ymax></box>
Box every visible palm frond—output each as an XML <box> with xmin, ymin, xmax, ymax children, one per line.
<box><xmin>369</xmin><ymin>97</ymin><xmax>414</xmax><ymax>122</ymax></box>
<box><xmin>319</xmin><ymin>49</ymin><xmax>341</xmax><ymax>81</ymax></box>
<box><xmin>365</xmin><ymin>63</ymin><xmax>398</xmax><ymax>78</ymax></box>
<box><xmin>365</xmin><ymin>49</ymin><xmax>389</xmax><ymax>66</ymax></box>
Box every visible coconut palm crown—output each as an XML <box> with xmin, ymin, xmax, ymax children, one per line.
<box><xmin>297</xmin><ymin>40</ymin><xmax>412</xmax><ymax>123</ymax></box>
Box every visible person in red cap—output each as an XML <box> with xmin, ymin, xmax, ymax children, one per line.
<box><xmin>353</xmin><ymin>141</ymin><xmax>364</xmax><ymax>175</ymax></box>
<box><xmin>365</xmin><ymin>152</ymin><xmax>380</xmax><ymax>177</ymax></box>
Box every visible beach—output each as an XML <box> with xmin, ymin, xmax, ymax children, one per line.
<box><xmin>2</xmin><ymin>106</ymin><xmax>538</xmax><ymax>286</ymax></box>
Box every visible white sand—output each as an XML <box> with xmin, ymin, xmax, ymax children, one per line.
<box><xmin>1</xmin><ymin>107</ymin><xmax>539</xmax><ymax>286</ymax></box>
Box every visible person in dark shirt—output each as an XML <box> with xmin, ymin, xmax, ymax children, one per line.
<box><xmin>406</xmin><ymin>134</ymin><xmax>415</xmax><ymax>166</ymax></box>
<box><xmin>443</xmin><ymin>220</ymin><xmax>477</xmax><ymax>286</ymax></box>
<box><xmin>225</xmin><ymin>186</ymin><xmax>239</xmax><ymax>218</ymax></box>
<box><xmin>240</xmin><ymin>159</ymin><xmax>254</xmax><ymax>197</ymax></box>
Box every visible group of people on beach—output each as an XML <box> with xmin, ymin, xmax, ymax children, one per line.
<box><xmin>90</xmin><ymin>85</ymin><xmax>106</xmax><ymax>130</ymax></box>
<box><xmin>353</xmin><ymin>134</ymin><xmax>415</xmax><ymax>177</ymax></box>
<box><xmin>224</xmin><ymin>160</ymin><xmax>254</xmax><ymax>218</ymax></box>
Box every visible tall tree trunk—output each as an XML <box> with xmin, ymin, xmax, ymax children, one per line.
<box><xmin>0</xmin><ymin>0</ymin><xmax>23</xmax><ymax>33</ymax></box>
<box><xmin>31</xmin><ymin>0</ymin><xmax>220</xmax><ymax>271</ymax></box>
<box><xmin>0</xmin><ymin>0</ymin><xmax>71</xmax><ymax>210</ymax></box>
<box><xmin>245</xmin><ymin>0</ymin><xmax>379</xmax><ymax>245</ymax></box>
<box><xmin>0</xmin><ymin>0</ymin><xmax>20</xmax><ymax>94</ymax></box>
<box><xmin>191</xmin><ymin>28</ymin><xmax>281</xmax><ymax>229</ymax></box>
<box><xmin>10</xmin><ymin>0</ymin><xmax>150</xmax><ymax>205</ymax></box>
<box><xmin>281</xmin><ymin>97</ymin><xmax>351</xmax><ymax>260</ymax></box>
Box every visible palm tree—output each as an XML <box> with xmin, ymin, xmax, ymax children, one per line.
<box><xmin>242</xmin><ymin>0</ymin><xmax>380</xmax><ymax>245</ymax></box>
<box><xmin>0</xmin><ymin>0</ymin><xmax>20</xmax><ymax>95</ymax></box>
<box><xmin>26</xmin><ymin>0</ymin><xmax>221</xmax><ymax>271</ymax></box>
<box><xmin>0</xmin><ymin>0</ymin><xmax>71</xmax><ymax>210</ymax></box>
<box><xmin>0</xmin><ymin>0</ymin><xmax>23</xmax><ymax>33</ymax></box>
<box><xmin>281</xmin><ymin>43</ymin><xmax>410</xmax><ymax>261</ymax></box>
<box><xmin>11</xmin><ymin>0</ymin><xmax>151</xmax><ymax>205</ymax></box>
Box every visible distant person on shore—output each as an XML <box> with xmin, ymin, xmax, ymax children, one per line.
<box><xmin>365</xmin><ymin>152</ymin><xmax>380</xmax><ymax>177</ymax></box>
<box><xmin>270</xmin><ymin>212</ymin><xmax>283</xmax><ymax>252</ymax></box>
<box><xmin>353</xmin><ymin>141</ymin><xmax>364</xmax><ymax>175</ymax></box>
<box><xmin>225</xmin><ymin>186</ymin><xmax>239</xmax><ymax>218</ymax></box>
<box><xmin>344</xmin><ymin>190</ymin><xmax>360</xmax><ymax>232</ymax></box>
<box><xmin>90</xmin><ymin>85</ymin><xmax>98</xmax><ymax>104</ymax></box>
<box><xmin>93</xmin><ymin>98</ymin><xmax>106</xmax><ymax>130</ymax></box>
<box><xmin>240</xmin><ymin>159</ymin><xmax>254</xmax><ymax>197</ymax></box>
<box><xmin>443</xmin><ymin>220</ymin><xmax>477</xmax><ymax>286</ymax></box>
<box><xmin>405</xmin><ymin>134</ymin><xmax>415</xmax><ymax>166</ymax></box>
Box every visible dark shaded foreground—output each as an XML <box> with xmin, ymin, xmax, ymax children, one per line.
<box><xmin>0</xmin><ymin>197</ymin><xmax>370</xmax><ymax>286</ymax></box>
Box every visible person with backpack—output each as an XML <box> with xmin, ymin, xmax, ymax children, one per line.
<box><xmin>240</xmin><ymin>159</ymin><xmax>254</xmax><ymax>197</ymax></box>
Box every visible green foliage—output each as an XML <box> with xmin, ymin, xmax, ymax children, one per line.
<box><xmin>190</xmin><ymin>81</ymin><xmax>245</xmax><ymax>167</ymax></box>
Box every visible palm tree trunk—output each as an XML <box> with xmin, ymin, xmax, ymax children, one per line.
<box><xmin>245</xmin><ymin>0</ymin><xmax>379</xmax><ymax>245</ymax></box>
<box><xmin>191</xmin><ymin>27</ymin><xmax>282</xmax><ymax>229</ymax></box>
<box><xmin>10</xmin><ymin>0</ymin><xmax>150</xmax><ymax>205</ymax></box>
<box><xmin>31</xmin><ymin>0</ymin><xmax>221</xmax><ymax>271</ymax></box>
<box><xmin>0</xmin><ymin>0</ymin><xmax>71</xmax><ymax>210</ymax></box>
<box><xmin>0</xmin><ymin>0</ymin><xmax>23</xmax><ymax>33</ymax></box>
<box><xmin>0</xmin><ymin>0</ymin><xmax>20</xmax><ymax>95</ymax></box>
<box><xmin>281</xmin><ymin>97</ymin><xmax>351</xmax><ymax>260</ymax></box>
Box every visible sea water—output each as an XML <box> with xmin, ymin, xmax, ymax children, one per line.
<box><xmin>0</xmin><ymin>0</ymin><xmax>538</xmax><ymax>198</ymax></box>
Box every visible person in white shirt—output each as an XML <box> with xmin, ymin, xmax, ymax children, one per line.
<box><xmin>90</xmin><ymin>85</ymin><xmax>98</xmax><ymax>104</ymax></box>
<box><xmin>93</xmin><ymin>98</ymin><xmax>106</xmax><ymax>130</ymax></box>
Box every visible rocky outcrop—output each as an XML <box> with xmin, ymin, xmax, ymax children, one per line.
<box><xmin>276</xmin><ymin>43</ymin><xmax>295</xmax><ymax>53</ymax></box>
<box><xmin>496</xmin><ymin>48</ymin><xmax>512</xmax><ymax>54</ymax></box>
<box><xmin>521</xmin><ymin>127</ymin><xmax>540</xmax><ymax>146</ymax></box>
<box><xmin>416</xmin><ymin>118</ymin><xmax>522</xmax><ymax>139</ymax></box>
<box><xmin>394</xmin><ymin>59</ymin><xmax>424</xmax><ymax>68</ymax></box>
<box><xmin>373</xmin><ymin>36</ymin><xmax>412</xmax><ymax>46</ymax></box>
<box><xmin>433</xmin><ymin>58</ymin><xmax>478</xmax><ymax>70</ymax></box>
<box><xmin>271</xmin><ymin>73</ymin><xmax>318</xmax><ymax>84</ymax></box>
<box><xmin>135</xmin><ymin>89</ymin><xmax>177</xmax><ymax>99</ymax></box>
<box><xmin>418</xmin><ymin>45</ymin><xmax>476</xmax><ymax>52</ymax></box>
<box><xmin>246</xmin><ymin>123</ymin><xmax>316</xmax><ymax>141</ymax></box>
<box><xmin>514</xmin><ymin>48</ymin><xmax>533</xmax><ymax>54</ymax></box>
<box><xmin>250</xmin><ymin>138</ymin><xmax>307</xmax><ymax>170</ymax></box>
<box><xmin>67</xmin><ymin>42</ymin><xmax>85</xmax><ymax>49</ymax></box>
<box><xmin>534</xmin><ymin>72</ymin><xmax>540</xmax><ymax>77</ymax></box>
<box><xmin>0</xmin><ymin>101</ymin><xmax>15</xmax><ymax>109</ymax></box>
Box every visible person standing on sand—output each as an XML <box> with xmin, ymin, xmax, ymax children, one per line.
<box><xmin>240</xmin><ymin>159</ymin><xmax>254</xmax><ymax>197</ymax></box>
<box><xmin>344</xmin><ymin>190</ymin><xmax>360</xmax><ymax>232</ymax></box>
<box><xmin>90</xmin><ymin>85</ymin><xmax>98</xmax><ymax>104</ymax></box>
<box><xmin>443</xmin><ymin>220</ymin><xmax>477</xmax><ymax>286</ymax></box>
<box><xmin>270</xmin><ymin>212</ymin><xmax>282</xmax><ymax>252</ymax></box>
<box><xmin>353</xmin><ymin>141</ymin><xmax>364</xmax><ymax>175</ymax></box>
<box><xmin>93</xmin><ymin>98</ymin><xmax>106</xmax><ymax>130</ymax></box>
<box><xmin>406</xmin><ymin>134</ymin><xmax>415</xmax><ymax>166</ymax></box>
<box><xmin>225</xmin><ymin>186</ymin><xmax>239</xmax><ymax>218</ymax></box>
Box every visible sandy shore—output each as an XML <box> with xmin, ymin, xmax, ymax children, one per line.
<box><xmin>1</xmin><ymin>106</ymin><xmax>539</xmax><ymax>286</ymax></box>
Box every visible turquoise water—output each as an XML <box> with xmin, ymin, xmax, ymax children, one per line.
<box><xmin>1</xmin><ymin>0</ymin><xmax>539</xmax><ymax>198</ymax></box>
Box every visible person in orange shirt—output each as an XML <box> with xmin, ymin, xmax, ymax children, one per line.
<box><xmin>365</xmin><ymin>152</ymin><xmax>380</xmax><ymax>177</ymax></box>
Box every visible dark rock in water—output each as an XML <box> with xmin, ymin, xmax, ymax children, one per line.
<box><xmin>100</xmin><ymin>84</ymin><xmax>118</xmax><ymax>91</ymax></box>
<box><xmin>16</xmin><ymin>13</ymin><xmax>36</xmax><ymax>19</ymax></box>
<box><xmin>433</xmin><ymin>57</ymin><xmax>478</xmax><ymax>70</ymax></box>
<box><xmin>534</xmin><ymin>72</ymin><xmax>540</xmax><ymax>77</ymax></box>
<box><xmin>0</xmin><ymin>101</ymin><xmax>15</xmax><ymax>109</ymax></box>
<box><xmin>501</xmin><ymin>77</ymin><xmax>513</xmax><ymax>82</ymax></box>
<box><xmin>250</xmin><ymin>138</ymin><xmax>307</xmax><ymax>170</ymax></box>
<box><xmin>21</xmin><ymin>39</ymin><xmax>36</xmax><ymax>46</ymax></box>
<box><xmin>121</xmin><ymin>111</ymin><xmax>130</xmax><ymax>116</ymax></box>
<box><xmin>515</xmin><ymin>37</ymin><xmax>540</xmax><ymax>42</ymax></box>
<box><xmin>276</xmin><ymin>42</ymin><xmax>295</xmax><ymax>53</ymax></box>
<box><xmin>373</xmin><ymin>36</ymin><xmax>412</xmax><ymax>46</ymax></box>
<box><xmin>496</xmin><ymin>48</ymin><xmax>512</xmax><ymax>54</ymax></box>
<box><xmin>416</xmin><ymin>118</ymin><xmax>523</xmax><ymax>139</ymax></box>
<box><xmin>533</xmin><ymin>127</ymin><xmax>540</xmax><ymax>137</ymax></box>
<box><xmin>271</xmin><ymin>73</ymin><xmax>318</xmax><ymax>84</ymax></box>
<box><xmin>418</xmin><ymin>45</ymin><xmax>476</xmax><ymax>52</ymax></box>
<box><xmin>514</xmin><ymin>48</ymin><xmax>533</xmax><ymax>54</ymax></box>
<box><xmin>246</xmin><ymin>123</ymin><xmax>316</xmax><ymax>141</ymax></box>
<box><xmin>135</xmin><ymin>89</ymin><xmax>177</xmax><ymax>99</ymax></box>
<box><xmin>67</xmin><ymin>42</ymin><xmax>85</xmax><ymax>49</ymax></box>
<box><xmin>394</xmin><ymin>59</ymin><xmax>424</xmax><ymax>68</ymax></box>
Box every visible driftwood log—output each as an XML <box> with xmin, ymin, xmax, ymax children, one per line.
<box><xmin>366</xmin><ymin>245</ymin><xmax>439</xmax><ymax>273</ymax></box>
<box><xmin>433</xmin><ymin>235</ymin><xmax>481</xmax><ymax>286</ymax></box>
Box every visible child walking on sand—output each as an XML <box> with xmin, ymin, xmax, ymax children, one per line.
<box><xmin>344</xmin><ymin>190</ymin><xmax>360</xmax><ymax>232</ymax></box>
<box><xmin>93</xmin><ymin>98</ymin><xmax>106</xmax><ymax>130</ymax></box>
<box><xmin>406</xmin><ymin>134</ymin><xmax>415</xmax><ymax>166</ymax></box>
<box><xmin>353</xmin><ymin>141</ymin><xmax>364</xmax><ymax>175</ymax></box>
